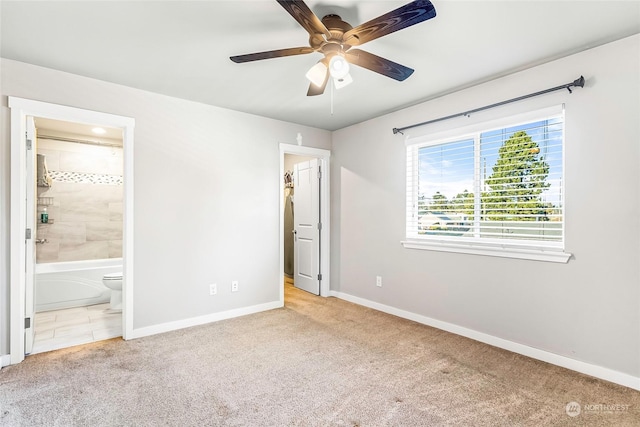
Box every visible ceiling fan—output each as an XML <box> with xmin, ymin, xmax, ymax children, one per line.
<box><xmin>230</xmin><ymin>0</ymin><xmax>437</xmax><ymax>96</ymax></box>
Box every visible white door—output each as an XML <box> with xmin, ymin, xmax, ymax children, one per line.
<box><xmin>25</xmin><ymin>116</ymin><xmax>37</xmax><ymax>354</ymax></box>
<box><xmin>293</xmin><ymin>159</ymin><xmax>321</xmax><ymax>295</ymax></box>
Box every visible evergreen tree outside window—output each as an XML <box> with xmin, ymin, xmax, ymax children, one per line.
<box><xmin>406</xmin><ymin>106</ymin><xmax>565</xmax><ymax>253</ymax></box>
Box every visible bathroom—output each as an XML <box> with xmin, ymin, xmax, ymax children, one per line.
<box><xmin>32</xmin><ymin>117</ymin><xmax>124</xmax><ymax>354</ymax></box>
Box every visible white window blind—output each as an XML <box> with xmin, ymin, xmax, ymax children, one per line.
<box><xmin>405</xmin><ymin>106</ymin><xmax>569</xmax><ymax>261</ymax></box>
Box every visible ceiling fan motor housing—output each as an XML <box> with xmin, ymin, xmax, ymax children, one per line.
<box><xmin>322</xmin><ymin>14</ymin><xmax>352</xmax><ymax>37</ymax></box>
<box><xmin>309</xmin><ymin>14</ymin><xmax>352</xmax><ymax>53</ymax></box>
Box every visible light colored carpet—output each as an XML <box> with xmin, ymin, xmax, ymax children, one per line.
<box><xmin>1</xmin><ymin>284</ymin><xmax>639</xmax><ymax>426</ymax></box>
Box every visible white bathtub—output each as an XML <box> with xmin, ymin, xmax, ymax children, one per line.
<box><xmin>35</xmin><ymin>258</ymin><xmax>122</xmax><ymax>312</ymax></box>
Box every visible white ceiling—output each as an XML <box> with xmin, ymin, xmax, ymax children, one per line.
<box><xmin>2</xmin><ymin>1</ymin><xmax>639</xmax><ymax>131</ymax></box>
<box><xmin>35</xmin><ymin>117</ymin><xmax>123</xmax><ymax>145</ymax></box>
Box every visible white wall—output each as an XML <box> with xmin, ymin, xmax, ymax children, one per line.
<box><xmin>330</xmin><ymin>35</ymin><xmax>640</xmax><ymax>381</ymax></box>
<box><xmin>0</xmin><ymin>59</ymin><xmax>331</xmax><ymax>354</ymax></box>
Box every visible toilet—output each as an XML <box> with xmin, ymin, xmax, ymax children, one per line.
<box><xmin>102</xmin><ymin>272</ymin><xmax>123</xmax><ymax>311</ymax></box>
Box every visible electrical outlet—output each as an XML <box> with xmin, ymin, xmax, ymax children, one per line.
<box><xmin>232</xmin><ymin>280</ymin><xmax>239</xmax><ymax>292</ymax></box>
<box><xmin>209</xmin><ymin>283</ymin><xmax>217</xmax><ymax>295</ymax></box>
<box><xmin>376</xmin><ymin>276</ymin><xmax>382</xmax><ymax>287</ymax></box>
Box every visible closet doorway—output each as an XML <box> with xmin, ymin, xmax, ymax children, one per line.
<box><xmin>284</xmin><ymin>154</ymin><xmax>316</xmax><ymax>294</ymax></box>
<box><xmin>279</xmin><ymin>144</ymin><xmax>330</xmax><ymax>304</ymax></box>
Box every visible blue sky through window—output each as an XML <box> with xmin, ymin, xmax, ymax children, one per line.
<box><xmin>418</xmin><ymin>118</ymin><xmax>563</xmax><ymax>210</ymax></box>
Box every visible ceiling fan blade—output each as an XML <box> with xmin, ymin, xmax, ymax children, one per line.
<box><xmin>307</xmin><ymin>60</ymin><xmax>330</xmax><ymax>96</ymax></box>
<box><xmin>345</xmin><ymin>49</ymin><xmax>414</xmax><ymax>81</ymax></box>
<box><xmin>230</xmin><ymin>47</ymin><xmax>315</xmax><ymax>63</ymax></box>
<box><xmin>343</xmin><ymin>0</ymin><xmax>436</xmax><ymax>46</ymax></box>
<box><xmin>277</xmin><ymin>0</ymin><xmax>331</xmax><ymax>39</ymax></box>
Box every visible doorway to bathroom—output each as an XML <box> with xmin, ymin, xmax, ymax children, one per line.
<box><xmin>31</xmin><ymin>117</ymin><xmax>124</xmax><ymax>354</ymax></box>
<box><xmin>279</xmin><ymin>144</ymin><xmax>330</xmax><ymax>304</ymax></box>
<box><xmin>9</xmin><ymin>97</ymin><xmax>135</xmax><ymax>365</ymax></box>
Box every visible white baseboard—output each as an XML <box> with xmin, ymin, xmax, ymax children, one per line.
<box><xmin>330</xmin><ymin>290</ymin><xmax>640</xmax><ymax>391</ymax></box>
<box><xmin>1</xmin><ymin>354</ymin><xmax>12</xmax><ymax>368</ymax></box>
<box><xmin>129</xmin><ymin>300</ymin><xmax>283</xmax><ymax>340</ymax></box>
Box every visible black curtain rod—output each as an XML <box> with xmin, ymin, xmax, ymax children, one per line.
<box><xmin>392</xmin><ymin>75</ymin><xmax>585</xmax><ymax>135</ymax></box>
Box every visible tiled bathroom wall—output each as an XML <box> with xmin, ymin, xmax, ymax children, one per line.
<box><xmin>36</xmin><ymin>138</ymin><xmax>123</xmax><ymax>263</ymax></box>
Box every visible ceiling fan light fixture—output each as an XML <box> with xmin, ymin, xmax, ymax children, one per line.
<box><xmin>329</xmin><ymin>55</ymin><xmax>350</xmax><ymax>79</ymax></box>
<box><xmin>333</xmin><ymin>73</ymin><xmax>353</xmax><ymax>89</ymax></box>
<box><xmin>305</xmin><ymin>62</ymin><xmax>328</xmax><ymax>87</ymax></box>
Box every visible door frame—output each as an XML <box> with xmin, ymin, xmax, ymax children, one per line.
<box><xmin>279</xmin><ymin>143</ymin><xmax>330</xmax><ymax>303</ymax></box>
<box><xmin>8</xmin><ymin>97</ymin><xmax>135</xmax><ymax>365</ymax></box>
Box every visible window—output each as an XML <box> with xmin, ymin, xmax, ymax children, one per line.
<box><xmin>404</xmin><ymin>105</ymin><xmax>571</xmax><ymax>262</ymax></box>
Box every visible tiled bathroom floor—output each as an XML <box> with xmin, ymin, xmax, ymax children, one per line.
<box><xmin>32</xmin><ymin>303</ymin><xmax>122</xmax><ymax>354</ymax></box>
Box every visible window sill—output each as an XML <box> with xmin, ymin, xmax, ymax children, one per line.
<box><xmin>401</xmin><ymin>239</ymin><xmax>572</xmax><ymax>263</ymax></box>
